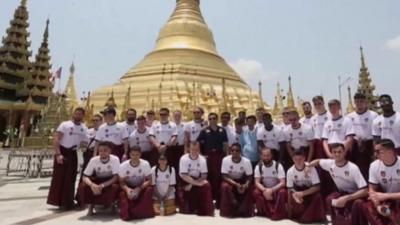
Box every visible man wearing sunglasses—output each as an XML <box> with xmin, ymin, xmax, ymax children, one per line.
<box><xmin>373</xmin><ymin>94</ymin><xmax>400</xmax><ymax>155</ymax></box>
<box><xmin>149</xmin><ymin>108</ymin><xmax>178</xmax><ymax>164</ymax></box>
<box><xmin>184</xmin><ymin>107</ymin><xmax>207</xmax><ymax>153</ymax></box>
<box><xmin>197</xmin><ymin>113</ymin><xmax>228</xmax><ymax>208</ymax></box>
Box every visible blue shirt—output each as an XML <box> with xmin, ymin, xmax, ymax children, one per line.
<box><xmin>240</xmin><ymin>127</ymin><xmax>259</xmax><ymax>162</ymax></box>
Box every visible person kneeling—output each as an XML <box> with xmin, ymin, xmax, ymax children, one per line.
<box><xmin>152</xmin><ymin>154</ymin><xmax>177</xmax><ymax>215</ymax></box>
<box><xmin>118</xmin><ymin>146</ymin><xmax>155</xmax><ymax>221</ymax></box>
<box><xmin>77</xmin><ymin>142</ymin><xmax>120</xmax><ymax>215</ymax></box>
<box><xmin>252</xmin><ymin>147</ymin><xmax>287</xmax><ymax>220</ymax></box>
<box><xmin>177</xmin><ymin>142</ymin><xmax>214</xmax><ymax>216</ymax></box>
<box><xmin>220</xmin><ymin>143</ymin><xmax>254</xmax><ymax>217</ymax></box>
<box><xmin>286</xmin><ymin>148</ymin><xmax>326</xmax><ymax>223</ymax></box>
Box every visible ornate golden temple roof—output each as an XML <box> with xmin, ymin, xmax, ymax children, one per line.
<box><xmin>90</xmin><ymin>0</ymin><xmax>268</xmax><ymax>118</ymax></box>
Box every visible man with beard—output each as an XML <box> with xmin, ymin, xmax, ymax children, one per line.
<box><xmin>119</xmin><ymin>108</ymin><xmax>137</xmax><ymax>135</ymax></box>
<box><xmin>361</xmin><ymin>139</ymin><xmax>400</xmax><ymax>225</ymax></box>
<box><xmin>347</xmin><ymin>93</ymin><xmax>378</xmax><ymax>179</ymax></box>
<box><xmin>149</xmin><ymin>108</ymin><xmax>178</xmax><ymax>167</ymax></box>
<box><xmin>119</xmin><ymin>146</ymin><xmax>155</xmax><ymax>220</ymax></box>
<box><xmin>197</xmin><ymin>113</ymin><xmax>228</xmax><ymax>207</ymax></box>
<box><xmin>47</xmin><ymin>107</ymin><xmax>88</xmax><ymax>210</ymax></box>
<box><xmin>373</xmin><ymin>94</ymin><xmax>400</xmax><ymax>154</ymax></box>
<box><xmin>300</xmin><ymin>101</ymin><xmax>314</xmax><ymax>127</ymax></box>
<box><xmin>220</xmin><ymin>143</ymin><xmax>254</xmax><ymax>217</ymax></box>
<box><xmin>178</xmin><ymin>143</ymin><xmax>214</xmax><ymax>216</ymax></box>
<box><xmin>94</xmin><ymin>107</ymin><xmax>129</xmax><ymax>161</ymax></box>
<box><xmin>257</xmin><ymin>112</ymin><xmax>285</xmax><ymax>162</ymax></box>
<box><xmin>284</xmin><ymin>110</ymin><xmax>315</xmax><ymax>163</ymax></box>
<box><xmin>306</xmin><ymin>143</ymin><xmax>368</xmax><ymax>225</ymax></box>
<box><xmin>77</xmin><ymin>142</ymin><xmax>120</xmax><ymax>216</ymax></box>
<box><xmin>220</xmin><ymin>112</ymin><xmax>236</xmax><ymax>146</ymax></box>
<box><xmin>128</xmin><ymin>116</ymin><xmax>153</xmax><ymax>165</ymax></box>
<box><xmin>184</xmin><ymin>107</ymin><xmax>207</xmax><ymax>153</ymax></box>
<box><xmin>286</xmin><ymin>148</ymin><xmax>326</xmax><ymax>223</ymax></box>
<box><xmin>252</xmin><ymin>148</ymin><xmax>287</xmax><ymax>220</ymax></box>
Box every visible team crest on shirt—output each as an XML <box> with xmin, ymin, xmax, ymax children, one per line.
<box><xmin>230</xmin><ymin>165</ymin><xmax>234</xmax><ymax>169</ymax></box>
<box><xmin>105</xmin><ymin>129</ymin><xmax>109</xmax><ymax>132</ymax></box>
<box><xmin>188</xmin><ymin>164</ymin><xmax>191</xmax><ymax>168</ymax></box>
<box><xmin>365</xmin><ymin>118</ymin><xmax>369</xmax><ymax>122</ymax></box>
<box><xmin>126</xmin><ymin>170</ymin><xmax>130</xmax><ymax>175</ymax></box>
<box><xmin>382</xmin><ymin>178</ymin><xmax>388</xmax><ymax>184</ymax></box>
<box><xmin>390</xmin><ymin>121</ymin><xmax>394</xmax><ymax>126</ymax></box>
<box><xmin>351</xmin><ymin>117</ymin><xmax>355</xmax><ymax>121</ymax></box>
<box><xmin>97</xmin><ymin>167</ymin><xmax>101</xmax><ymax>171</ymax></box>
<box><xmin>396</xmin><ymin>169</ymin><xmax>400</xmax><ymax>175</ymax></box>
<box><xmin>338</xmin><ymin>124</ymin><xmax>342</xmax><ymax>128</ymax></box>
<box><xmin>69</xmin><ymin>132</ymin><xmax>73</xmax><ymax>136</ymax></box>
<box><xmin>381</xmin><ymin>171</ymin><xmax>386</xmax><ymax>177</ymax></box>
<box><xmin>138</xmin><ymin>169</ymin><xmax>142</xmax><ymax>173</ymax></box>
<box><xmin>197</xmin><ymin>163</ymin><xmax>200</xmax><ymax>167</ymax></box>
<box><xmin>136</xmin><ymin>137</ymin><xmax>139</xmax><ymax>141</ymax></box>
<box><xmin>272</xmin><ymin>171</ymin><xmax>277</xmax><ymax>175</ymax></box>
<box><xmin>107</xmin><ymin>165</ymin><xmax>111</xmax><ymax>169</ymax></box>
<box><xmin>166</xmin><ymin>174</ymin><xmax>170</xmax><ymax>179</ymax></box>
<box><xmin>80</xmin><ymin>128</ymin><xmax>84</xmax><ymax>132</ymax></box>
<box><xmin>299</xmin><ymin>132</ymin><xmax>303</xmax><ymax>136</ymax></box>
<box><xmin>273</xmin><ymin>134</ymin><xmax>276</xmax><ymax>138</ymax></box>
<box><xmin>294</xmin><ymin>175</ymin><xmax>298</xmax><ymax>180</ymax></box>
<box><xmin>105</xmin><ymin>134</ymin><xmax>109</xmax><ymax>138</ymax></box>
<box><xmin>344</xmin><ymin>171</ymin><xmax>349</xmax><ymax>176</ymax></box>
<box><xmin>324</xmin><ymin>117</ymin><xmax>328</xmax><ymax>121</ymax></box>
<box><xmin>263</xmin><ymin>135</ymin><xmax>266</xmax><ymax>138</ymax></box>
<box><xmin>116</xmin><ymin>127</ymin><xmax>120</xmax><ymax>131</ymax></box>
<box><xmin>136</xmin><ymin>142</ymin><xmax>140</xmax><ymax>145</ymax></box>
<box><xmin>290</xmin><ymin>133</ymin><xmax>293</xmax><ymax>138</ymax></box>
<box><xmin>240</xmin><ymin>166</ymin><xmax>244</xmax><ymax>171</ymax></box>
<box><xmin>168</xmin><ymin>125</ymin><xmax>171</xmax><ymax>129</ymax></box>
<box><xmin>192</xmin><ymin>131</ymin><xmax>195</xmax><ymax>134</ymax></box>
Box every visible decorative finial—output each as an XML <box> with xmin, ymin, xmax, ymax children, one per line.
<box><xmin>360</xmin><ymin>46</ymin><xmax>366</xmax><ymax>69</ymax></box>
<box><xmin>21</xmin><ymin>0</ymin><xmax>27</xmax><ymax>6</ymax></box>
<box><xmin>43</xmin><ymin>18</ymin><xmax>50</xmax><ymax>41</ymax></box>
<box><xmin>69</xmin><ymin>62</ymin><xmax>75</xmax><ymax>74</ymax></box>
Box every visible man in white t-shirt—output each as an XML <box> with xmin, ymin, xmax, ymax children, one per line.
<box><xmin>128</xmin><ymin>116</ymin><xmax>153</xmax><ymax>165</ymax></box>
<box><xmin>257</xmin><ymin>112</ymin><xmax>285</xmax><ymax>162</ymax></box>
<box><xmin>373</xmin><ymin>94</ymin><xmax>400</xmax><ymax>154</ymax></box>
<box><xmin>306</xmin><ymin>143</ymin><xmax>367</xmax><ymax>225</ymax></box>
<box><xmin>81</xmin><ymin>114</ymin><xmax>103</xmax><ymax>180</ymax></box>
<box><xmin>220</xmin><ymin>112</ymin><xmax>236</xmax><ymax>146</ymax></box>
<box><xmin>300</xmin><ymin>101</ymin><xmax>314</xmax><ymax>127</ymax></box>
<box><xmin>149</xmin><ymin>108</ymin><xmax>178</xmax><ymax>162</ymax></box>
<box><xmin>169</xmin><ymin>110</ymin><xmax>185</xmax><ymax>173</ymax></box>
<box><xmin>286</xmin><ymin>148</ymin><xmax>325</xmax><ymax>223</ymax></box>
<box><xmin>252</xmin><ymin>148</ymin><xmax>287</xmax><ymax>220</ymax></box>
<box><xmin>118</xmin><ymin>146</ymin><xmax>154</xmax><ymax>221</ymax></box>
<box><xmin>362</xmin><ymin>139</ymin><xmax>400</xmax><ymax>225</ymax></box>
<box><xmin>47</xmin><ymin>107</ymin><xmax>88</xmax><ymax>210</ymax></box>
<box><xmin>146</xmin><ymin>110</ymin><xmax>157</xmax><ymax>128</ymax></box>
<box><xmin>151</xmin><ymin>154</ymin><xmax>177</xmax><ymax>215</ymax></box>
<box><xmin>311</xmin><ymin>95</ymin><xmax>331</xmax><ymax>159</ymax></box>
<box><xmin>119</xmin><ymin>108</ymin><xmax>137</xmax><ymax>135</ymax></box>
<box><xmin>184</xmin><ymin>107</ymin><xmax>207</xmax><ymax>152</ymax></box>
<box><xmin>284</xmin><ymin>110</ymin><xmax>315</xmax><ymax>163</ymax></box>
<box><xmin>220</xmin><ymin>143</ymin><xmax>254</xmax><ymax>218</ymax></box>
<box><xmin>178</xmin><ymin>143</ymin><xmax>214</xmax><ymax>216</ymax></box>
<box><xmin>347</xmin><ymin>93</ymin><xmax>378</xmax><ymax>179</ymax></box>
<box><xmin>94</xmin><ymin>107</ymin><xmax>129</xmax><ymax>161</ymax></box>
<box><xmin>76</xmin><ymin>142</ymin><xmax>120</xmax><ymax>215</ymax></box>
<box><xmin>255</xmin><ymin>107</ymin><xmax>266</xmax><ymax>130</ymax></box>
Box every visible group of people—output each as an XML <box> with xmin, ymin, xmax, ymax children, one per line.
<box><xmin>46</xmin><ymin>92</ymin><xmax>400</xmax><ymax>225</ymax></box>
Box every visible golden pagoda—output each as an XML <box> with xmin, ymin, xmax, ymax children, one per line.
<box><xmin>64</xmin><ymin>62</ymin><xmax>79</xmax><ymax>112</ymax></box>
<box><xmin>272</xmin><ymin>82</ymin><xmax>284</xmax><ymax>117</ymax></box>
<box><xmin>90</xmin><ymin>0</ymin><xmax>267</xmax><ymax>119</ymax></box>
<box><xmin>346</xmin><ymin>86</ymin><xmax>355</xmax><ymax>114</ymax></box>
<box><xmin>357</xmin><ymin>46</ymin><xmax>379</xmax><ymax>111</ymax></box>
<box><xmin>286</xmin><ymin>76</ymin><xmax>295</xmax><ymax>109</ymax></box>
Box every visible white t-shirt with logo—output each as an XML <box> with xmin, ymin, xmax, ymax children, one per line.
<box><xmin>151</xmin><ymin>166</ymin><xmax>176</xmax><ymax>200</ymax></box>
<box><xmin>312</xmin><ymin>111</ymin><xmax>331</xmax><ymax>139</ymax></box>
<box><xmin>149</xmin><ymin>121</ymin><xmax>178</xmax><ymax>145</ymax></box>
<box><xmin>300</xmin><ymin>116</ymin><xmax>314</xmax><ymax>127</ymax></box>
<box><xmin>286</xmin><ymin>165</ymin><xmax>320</xmax><ymax>190</ymax></box>
<box><xmin>322</xmin><ymin>116</ymin><xmax>355</xmax><ymax>144</ymax></box>
<box><xmin>84</xmin><ymin>155</ymin><xmax>120</xmax><ymax>178</ymax></box>
<box><xmin>184</xmin><ymin>120</ymin><xmax>207</xmax><ymax>142</ymax></box>
<box><xmin>86</xmin><ymin>128</ymin><xmax>98</xmax><ymax>149</ymax></box>
<box><xmin>347</xmin><ymin>110</ymin><xmax>378</xmax><ymax>140</ymax></box>
<box><xmin>319</xmin><ymin>159</ymin><xmax>367</xmax><ymax>193</ymax></box>
<box><xmin>369</xmin><ymin>157</ymin><xmax>400</xmax><ymax>193</ymax></box>
<box><xmin>95</xmin><ymin>123</ymin><xmax>129</xmax><ymax>145</ymax></box>
<box><xmin>221</xmin><ymin>124</ymin><xmax>237</xmax><ymax>146</ymax></box>
<box><xmin>119</xmin><ymin>159</ymin><xmax>152</xmax><ymax>187</ymax></box>
<box><xmin>254</xmin><ymin>161</ymin><xmax>285</xmax><ymax>188</ymax></box>
<box><xmin>57</xmin><ymin>121</ymin><xmax>88</xmax><ymax>149</ymax></box>
<box><xmin>256</xmin><ymin>126</ymin><xmax>285</xmax><ymax>150</ymax></box>
<box><xmin>179</xmin><ymin>154</ymin><xmax>208</xmax><ymax>178</ymax></box>
<box><xmin>128</xmin><ymin>128</ymin><xmax>151</xmax><ymax>153</ymax></box>
<box><xmin>119</xmin><ymin>121</ymin><xmax>138</xmax><ymax>136</ymax></box>
<box><xmin>221</xmin><ymin>155</ymin><xmax>253</xmax><ymax>180</ymax></box>
<box><xmin>283</xmin><ymin>124</ymin><xmax>314</xmax><ymax>149</ymax></box>
<box><xmin>373</xmin><ymin>112</ymin><xmax>400</xmax><ymax>148</ymax></box>
<box><xmin>173</xmin><ymin>122</ymin><xmax>186</xmax><ymax>146</ymax></box>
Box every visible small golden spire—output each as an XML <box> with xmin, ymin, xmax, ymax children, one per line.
<box><xmin>64</xmin><ymin>62</ymin><xmax>79</xmax><ymax>110</ymax></box>
<box><xmin>272</xmin><ymin>82</ymin><xmax>284</xmax><ymax>116</ymax></box>
<box><xmin>360</xmin><ymin>46</ymin><xmax>366</xmax><ymax>69</ymax></box>
<box><xmin>120</xmin><ymin>86</ymin><xmax>132</xmax><ymax>120</ymax></box>
<box><xmin>104</xmin><ymin>90</ymin><xmax>117</xmax><ymax>108</ymax></box>
<box><xmin>258</xmin><ymin>81</ymin><xmax>263</xmax><ymax>107</ymax></box>
<box><xmin>21</xmin><ymin>0</ymin><xmax>27</xmax><ymax>6</ymax></box>
<box><xmin>346</xmin><ymin>86</ymin><xmax>355</xmax><ymax>114</ymax></box>
<box><xmin>287</xmin><ymin>76</ymin><xmax>295</xmax><ymax>108</ymax></box>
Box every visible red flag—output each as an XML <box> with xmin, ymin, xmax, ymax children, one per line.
<box><xmin>54</xmin><ymin>67</ymin><xmax>62</xmax><ymax>79</ymax></box>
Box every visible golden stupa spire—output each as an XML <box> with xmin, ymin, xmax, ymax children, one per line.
<box><xmin>258</xmin><ymin>81</ymin><xmax>263</xmax><ymax>107</ymax></box>
<box><xmin>287</xmin><ymin>76</ymin><xmax>295</xmax><ymax>109</ymax></box>
<box><xmin>360</xmin><ymin>46</ymin><xmax>367</xmax><ymax>69</ymax></box>
<box><xmin>120</xmin><ymin>85</ymin><xmax>132</xmax><ymax>120</ymax></box>
<box><xmin>346</xmin><ymin>86</ymin><xmax>355</xmax><ymax>114</ymax></box>
<box><xmin>64</xmin><ymin>62</ymin><xmax>79</xmax><ymax>111</ymax></box>
<box><xmin>357</xmin><ymin>46</ymin><xmax>378</xmax><ymax>111</ymax></box>
<box><xmin>272</xmin><ymin>82</ymin><xmax>284</xmax><ymax>116</ymax></box>
<box><xmin>104</xmin><ymin>90</ymin><xmax>117</xmax><ymax>108</ymax></box>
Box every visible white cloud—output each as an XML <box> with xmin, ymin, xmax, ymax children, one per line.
<box><xmin>385</xmin><ymin>35</ymin><xmax>400</xmax><ymax>52</ymax></box>
<box><xmin>229</xmin><ymin>59</ymin><xmax>280</xmax><ymax>83</ymax></box>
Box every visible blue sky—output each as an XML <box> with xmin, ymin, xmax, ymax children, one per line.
<box><xmin>1</xmin><ymin>0</ymin><xmax>400</xmax><ymax>109</ymax></box>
